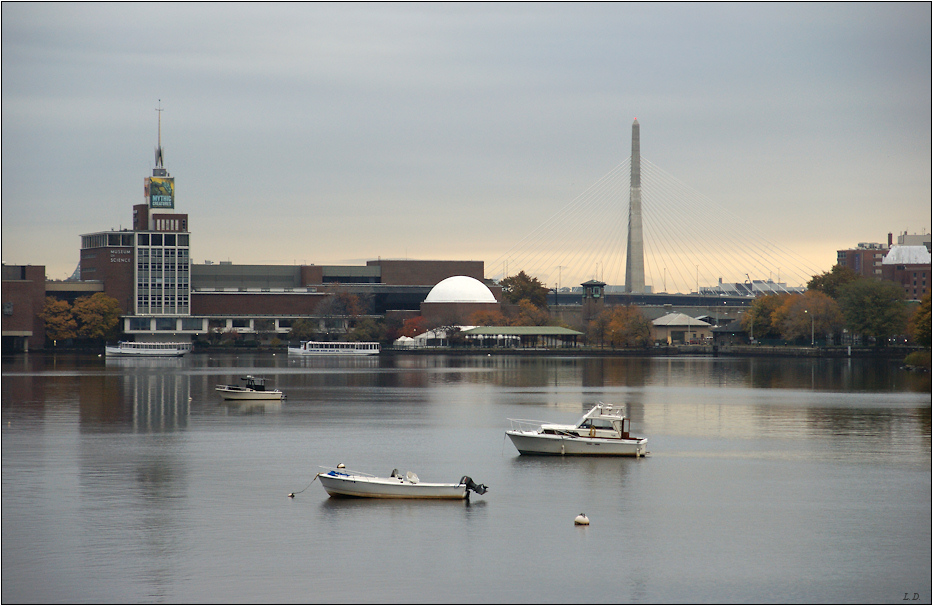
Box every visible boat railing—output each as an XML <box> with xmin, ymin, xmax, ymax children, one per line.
<box><xmin>507</xmin><ymin>418</ymin><xmax>550</xmax><ymax>432</ymax></box>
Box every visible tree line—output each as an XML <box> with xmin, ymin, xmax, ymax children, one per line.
<box><xmin>37</xmin><ymin>265</ymin><xmax>931</xmax><ymax>349</ymax></box>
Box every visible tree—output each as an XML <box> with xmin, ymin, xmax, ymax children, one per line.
<box><xmin>347</xmin><ymin>317</ymin><xmax>384</xmax><ymax>342</ymax></box>
<box><xmin>774</xmin><ymin>291</ymin><xmax>843</xmax><ymax>343</ymax></box>
<box><xmin>288</xmin><ymin>319</ymin><xmax>317</xmax><ymax>341</ymax></box>
<box><xmin>468</xmin><ymin>309</ymin><xmax>509</xmax><ymax>327</ymax></box>
<box><xmin>807</xmin><ymin>265</ymin><xmax>861</xmax><ymax>299</ymax></box>
<box><xmin>838</xmin><ymin>279</ymin><xmax>908</xmax><ymax>344</ymax></box>
<box><xmin>399</xmin><ymin>316</ymin><xmax>428</xmax><ymax>338</ymax></box>
<box><xmin>512</xmin><ymin>299</ymin><xmax>551</xmax><ymax>326</ymax></box>
<box><xmin>39</xmin><ymin>297</ymin><xmax>77</xmax><ymax>342</ymax></box>
<box><xmin>606</xmin><ymin>305</ymin><xmax>651</xmax><ymax>348</ymax></box>
<box><xmin>587</xmin><ymin>309</ymin><xmax>612</xmax><ymax>348</ymax></box>
<box><xmin>72</xmin><ymin>293</ymin><xmax>123</xmax><ymax>341</ymax></box>
<box><xmin>908</xmin><ymin>293</ymin><xmax>931</xmax><ymax>346</ymax></box>
<box><xmin>741</xmin><ymin>294</ymin><xmax>792</xmax><ymax>339</ymax></box>
<box><xmin>499</xmin><ymin>271</ymin><xmax>549</xmax><ymax>308</ymax></box>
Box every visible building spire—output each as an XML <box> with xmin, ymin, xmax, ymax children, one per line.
<box><xmin>153</xmin><ymin>100</ymin><xmax>168</xmax><ymax>177</ymax></box>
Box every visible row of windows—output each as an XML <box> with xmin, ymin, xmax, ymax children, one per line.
<box><xmin>81</xmin><ymin>233</ymin><xmax>191</xmax><ymax>249</ymax></box>
<box><xmin>138</xmin><ymin>248</ymin><xmax>189</xmax><ymax>259</ymax></box>
<box><xmin>137</xmin><ymin>295</ymin><xmax>190</xmax><ymax>306</ymax></box>
<box><xmin>137</xmin><ymin>233</ymin><xmax>189</xmax><ymax>246</ymax></box>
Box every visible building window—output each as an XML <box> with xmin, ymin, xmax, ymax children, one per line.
<box><xmin>129</xmin><ymin>317</ymin><xmax>150</xmax><ymax>331</ymax></box>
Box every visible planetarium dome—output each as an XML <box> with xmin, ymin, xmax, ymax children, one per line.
<box><xmin>424</xmin><ymin>276</ymin><xmax>497</xmax><ymax>303</ymax></box>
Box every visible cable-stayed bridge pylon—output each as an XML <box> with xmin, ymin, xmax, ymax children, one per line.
<box><xmin>488</xmin><ymin>124</ymin><xmax>821</xmax><ymax>296</ymax></box>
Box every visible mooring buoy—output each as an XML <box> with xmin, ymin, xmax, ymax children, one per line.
<box><xmin>574</xmin><ymin>513</ymin><xmax>589</xmax><ymax>525</ymax></box>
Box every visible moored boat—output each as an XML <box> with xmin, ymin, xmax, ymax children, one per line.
<box><xmin>105</xmin><ymin>341</ymin><xmax>191</xmax><ymax>357</ymax></box>
<box><xmin>506</xmin><ymin>403</ymin><xmax>647</xmax><ymax>456</ymax></box>
<box><xmin>288</xmin><ymin>341</ymin><xmax>380</xmax><ymax>356</ymax></box>
<box><xmin>215</xmin><ymin>376</ymin><xmax>284</xmax><ymax>400</ymax></box>
<box><xmin>316</xmin><ymin>466</ymin><xmax>487</xmax><ymax>499</ymax></box>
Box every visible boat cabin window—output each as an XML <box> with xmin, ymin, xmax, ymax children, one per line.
<box><xmin>580</xmin><ymin>418</ymin><xmax>615</xmax><ymax>430</ymax></box>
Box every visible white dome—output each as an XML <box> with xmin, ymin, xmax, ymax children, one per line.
<box><xmin>424</xmin><ymin>276</ymin><xmax>496</xmax><ymax>303</ymax></box>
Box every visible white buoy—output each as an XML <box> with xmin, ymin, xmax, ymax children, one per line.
<box><xmin>337</xmin><ymin>463</ymin><xmax>345</xmax><ymax>469</ymax></box>
<box><xmin>574</xmin><ymin>513</ymin><xmax>589</xmax><ymax>526</ymax></box>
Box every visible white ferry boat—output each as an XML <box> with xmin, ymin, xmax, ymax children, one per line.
<box><xmin>287</xmin><ymin>341</ymin><xmax>381</xmax><ymax>356</ymax></box>
<box><xmin>105</xmin><ymin>341</ymin><xmax>191</xmax><ymax>357</ymax></box>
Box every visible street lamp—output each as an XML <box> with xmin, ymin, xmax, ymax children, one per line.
<box><xmin>804</xmin><ymin>309</ymin><xmax>814</xmax><ymax>347</ymax></box>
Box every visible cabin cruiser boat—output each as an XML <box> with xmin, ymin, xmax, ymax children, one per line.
<box><xmin>506</xmin><ymin>403</ymin><xmax>647</xmax><ymax>456</ymax></box>
<box><xmin>316</xmin><ymin>466</ymin><xmax>487</xmax><ymax>499</ymax></box>
<box><xmin>288</xmin><ymin>341</ymin><xmax>381</xmax><ymax>356</ymax></box>
<box><xmin>215</xmin><ymin>376</ymin><xmax>284</xmax><ymax>400</ymax></box>
<box><xmin>105</xmin><ymin>341</ymin><xmax>191</xmax><ymax>357</ymax></box>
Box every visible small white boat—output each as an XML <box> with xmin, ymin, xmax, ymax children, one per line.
<box><xmin>506</xmin><ymin>403</ymin><xmax>647</xmax><ymax>457</ymax></box>
<box><xmin>316</xmin><ymin>466</ymin><xmax>487</xmax><ymax>500</ymax></box>
<box><xmin>105</xmin><ymin>341</ymin><xmax>191</xmax><ymax>357</ymax></box>
<box><xmin>288</xmin><ymin>341</ymin><xmax>381</xmax><ymax>356</ymax></box>
<box><xmin>215</xmin><ymin>376</ymin><xmax>284</xmax><ymax>400</ymax></box>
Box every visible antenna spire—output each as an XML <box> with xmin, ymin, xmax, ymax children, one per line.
<box><xmin>155</xmin><ymin>100</ymin><xmax>164</xmax><ymax>169</ymax></box>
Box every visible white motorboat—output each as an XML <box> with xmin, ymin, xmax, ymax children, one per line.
<box><xmin>506</xmin><ymin>403</ymin><xmax>647</xmax><ymax>457</ymax></box>
<box><xmin>288</xmin><ymin>341</ymin><xmax>381</xmax><ymax>356</ymax></box>
<box><xmin>105</xmin><ymin>341</ymin><xmax>191</xmax><ymax>357</ymax></box>
<box><xmin>215</xmin><ymin>376</ymin><xmax>284</xmax><ymax>400</ymax></box>
<box><xmin>316</xmin><ymin>466</ymin><xmax>487</xmax><ymax>499</ymax></box>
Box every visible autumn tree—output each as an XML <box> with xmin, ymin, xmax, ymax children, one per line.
<box><xmin>606</xmin><ymin>305</ymin><xmax>652</xmax><ymax>348</ymax></box>
<box><xmin>908</xmin><ymin>293</ymin><xmax>931</xmax><ymax>346</ymax></box>
<box><xmin>72</xmin><ymin>293</ymin><xmax>123</xmax><ymax>341</ymax></box>
<box><xmin>39</xmin><ymin>297</ymin><xmax>77</xmax><ymax>342</ymax></box>
<box><xmin>838</xmin><ymin>279</ymin><xmax>908</xmax><ymax>344</ymax></box>
<box><xmin>773</xmin><ymin>291</ymin><xmax>844</xmax><ymax>343</ymax></box>
<box><xmin>741</xmin><ymin>294</ymin><xmax>792</xmax><ymax>339</ymax></box>
<box><xmin>399</xmin><ymin>316</ymin><xmax>428</xmax><ymax>338</ymax></box>
<box><xmin>512</xmin><ymin>299</ymin><xmax>551</xmax><ymax>326</ymax></box>
<box><xmin>587</xmin><ymin>308</ymin><xmax>612</xmax><ymax>348</ymax></box>
<box><xmin>807</xmin><ymin>265</ymin><xmax>861</xmax><ymax>299</ymax></box>
<box><xmin>499</xmin><ymin>271</ymin><xmax>549</xmax><ymax>308</ymax></box>
<box><xmin>468</xmin><ymin>310</ymin><xmax>509</xmax><ymax>327</ymax></box>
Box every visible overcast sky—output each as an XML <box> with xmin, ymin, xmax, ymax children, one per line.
<box><xmin>2</xmin><ymin>2</ymin><xmax>930</xmax><ymax>286</ymax></box>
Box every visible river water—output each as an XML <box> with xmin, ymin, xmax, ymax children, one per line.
<box><xmin>2</xmin><ymin>353</ymin><xmax>930</xmax><ymax>604</ymax></box>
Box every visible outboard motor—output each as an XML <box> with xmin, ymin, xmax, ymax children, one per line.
<box><xmin>460</xmin><ymin>475</ymin><xmax>488</xmax><ymax>496</ymax></box>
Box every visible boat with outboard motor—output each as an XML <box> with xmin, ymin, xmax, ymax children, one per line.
<box><xmin>506</xmin><ymin>402</ymin><xmax>647</xmax><ymax>456</ymax></box>
<box><xmin>215</xmin><ymin>376</ymin><xmax>284</xmax><ymax>400</ymax></box>
<box><xmin>315</xmin><ymin>465</ymin><xmax>488</xmax><ymax>499</ymax></box>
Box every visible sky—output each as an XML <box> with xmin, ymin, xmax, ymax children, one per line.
<box><xmin>2</xmin><ymin>2</ymin><xmax>931</xmax><ymax>288</ymax></box>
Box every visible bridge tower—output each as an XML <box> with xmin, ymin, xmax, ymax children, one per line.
<box><xmin>624</xmin><ymin>118</ymin><xmax>646</xmax><ymax>293</ymax></box>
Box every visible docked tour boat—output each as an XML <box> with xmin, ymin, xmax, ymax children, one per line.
<box><xmin>105</xmin><ymin>341</ymin><xmax>191</xmax><ymax>357</ymax></box>
<box><xmin>506</xmin><ymin>403</ymin><xmax>647</xmax><ymax>457</ymax></box>
<box><xmin>288</xmin><ymin>341</ymin><xmax>381</xmax><ymax>356</ymax></box>
<box><xmin>316</xmin><ymin>466</ymin><xmax>488</xmax><ymax>500</ymax></box>
<box><xmin>215</xmin><ymin>376</ymin><xmax>284</xmax><ymax>400</ymax></box>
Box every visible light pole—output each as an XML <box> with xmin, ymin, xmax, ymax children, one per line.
<box><xmin>804</xmin><ymin>309</ymin><xmax>814</xmax><ymax>346</ymax></box>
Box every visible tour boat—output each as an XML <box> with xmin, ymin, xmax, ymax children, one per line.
<box><xmin>315</xmin><ymin>466</ymin><xmax>487</xmax><ymax>499</ymax></box>
<box><xmin>215</xmin><ymin>375</ymin><xmax>284</xmax><ymax>400</ymax></box>
<box><xmin>105</xmin><ymin>341</ymin><xmax>191</xmax><ymax>357</ymax></box>
<box><xmin>506</xmin><ymin>403</ymin><xmax>647</xmax><ymax>457</ymax></box>
<box><xmin>287</xmin><ymin>341</ymin><xmax>381</xmax><ymax>356</ymax></box>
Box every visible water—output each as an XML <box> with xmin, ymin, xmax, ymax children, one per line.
<box><xmin>2</xmin><ymin>353</ymin><xmax>930</xmax><ymax>604</ymax></box>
